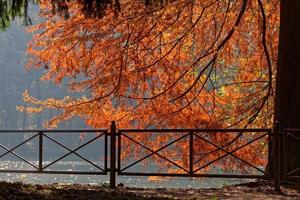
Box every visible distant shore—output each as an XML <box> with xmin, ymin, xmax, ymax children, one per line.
<box><xmin>0</xmin><ymin>181</ymin><xmax>299</xmax><ymax>199</ymax></box>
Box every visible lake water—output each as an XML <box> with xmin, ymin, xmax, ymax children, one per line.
<box><xmin>0</xmin><ymin>160</ymin><xmax>253</xmax><ymax>188</ymax></box>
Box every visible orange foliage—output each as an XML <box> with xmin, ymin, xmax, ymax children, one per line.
<box><xmin>18</xmin><ymin>0</ymin><xmax>280</xmax><ymax>172</ymax></box>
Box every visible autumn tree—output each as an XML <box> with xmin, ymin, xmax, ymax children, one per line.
<box><xmin>18</xmin><ymin>0</ymin><xmax>280</xmax><ymax>173</ymax></box>
<box><xmin>21</xmin><ymin>0</ymin><xmax>278</xmax><ymax>128</ymax></box>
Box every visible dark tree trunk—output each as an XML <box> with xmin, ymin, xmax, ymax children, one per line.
<box><xmin>274</xmin><ymin>0</ymin><xmax>300</xmax><ymax>174</ymax></box>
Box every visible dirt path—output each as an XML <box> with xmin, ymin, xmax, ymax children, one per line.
<box><xmin>0</xmin><ymin>181</ymin><xmax>299</xmax><ymax>199</ymax></box>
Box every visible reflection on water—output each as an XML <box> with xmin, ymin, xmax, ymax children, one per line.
<box><xmin>0</xmin><ymin>160</ymin><xmax>251</xmax><ymax>188</ymax></box>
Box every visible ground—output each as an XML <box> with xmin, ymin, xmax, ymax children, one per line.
<box><xmin>0</xmin><ymin>181</ymin><xmax>299</xmax><ymax>200</ymax></box>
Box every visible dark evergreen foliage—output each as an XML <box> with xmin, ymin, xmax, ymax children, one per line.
<box><xmin>0</xmin><ymin>0</ymin><xmax>168</xmax><ymax>30</ymax></box>
<box><xmin>0</xmin><ymin>0</ymin><xmax>38</xmax><ymax>30</ymax></box>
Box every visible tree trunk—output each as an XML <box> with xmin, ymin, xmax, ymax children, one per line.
<box><xmin>274</xmin><ymin>0</ymin><xmax>300</xmax><ymax>175</ymax></box>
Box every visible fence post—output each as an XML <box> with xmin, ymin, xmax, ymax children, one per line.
<box><xmin>274</xmin><ymin>121</ymin><xmax>281</xmax><ymax>192</ymax></box>
<box><xmin>282</xmin><ymin>127</ymin><xmax>287</xmax><ymax>181</ymax></box>
<box><xmin>110</xmin><ymin>121</ymin><xmax>117</xmax><ymax>188</ymax></box>
<box><xmin>39</xmin><ymin>132</ymin><xmax>43</xmax><ymax>172</ymax></box>
<box><xmin>189</xmin><ymin>132</ymin><xmax>193</xmax><ymax>175</ymax></box>
<box><xmin>268</xmin><ymin>129</ymin><xmax>272</xmax><ymax>176</ymax></box>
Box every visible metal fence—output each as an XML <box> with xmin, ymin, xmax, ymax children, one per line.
<box><xmin>0</xmin><ymin>129</ymin><xmax>107</xmax><ymax>175</ymax></box>
<box><xmin>281</xmin><ymin>128</ymin><xmax>300</xmax><ymax>181</ymax></box>
<box><xmin>117</xmin><ymin>128</ymin><xmax>271</xmax><ymax>179</ymax></box>
<box><xmin>0</xmin><ymin>121</ymin><xmax>292</xmax><ymax>191</ymax></box>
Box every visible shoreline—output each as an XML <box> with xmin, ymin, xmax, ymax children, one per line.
<box><xmin>0</xmin><ymin>181</ymin><xmax>299</xmax><ymax>199</ymax></box>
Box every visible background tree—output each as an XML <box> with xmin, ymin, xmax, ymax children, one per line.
<box><xmin>0</xmin><ymin>0</ymin><xmax>38</xmax><ymax>30</ymax></box>
<box><xmin>0</xmin><ymin>6</ymin><xmax>87</xmax><ymax>130</ymax></box>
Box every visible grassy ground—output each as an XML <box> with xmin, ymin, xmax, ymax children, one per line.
<box><xmin>0</xmin><ymin>181</ymin><xmax>299</xmax><ymax>200</ymax></box>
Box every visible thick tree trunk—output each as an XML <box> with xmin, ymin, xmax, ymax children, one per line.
<box><xmin>274</xmin><ymin>0</ymin><xmax>300</xmax><ymax>174</ymax></box>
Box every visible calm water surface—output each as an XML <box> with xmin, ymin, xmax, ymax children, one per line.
<box><xmin>0</xmin><ymin>160</ymin><xmax>252</xmax><ymax>188</ymax></box>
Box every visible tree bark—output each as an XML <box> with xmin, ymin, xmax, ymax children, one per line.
<box><xmin>274</xmin><ymin>0</ymin><xmax>300</xmax><ymax>174</ymax></box>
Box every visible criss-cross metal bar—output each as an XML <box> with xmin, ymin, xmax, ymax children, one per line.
<box><xmin>119</xmin><ymin>132</ymin><xmax>190</xmax><ymax>173</ymax></box>
<box><xmin>193</xmin><ymin>133</ymin><xmax>267</xmax><ymax>174</ymax></box>
<box><xmin>0</xmin><ymin>133</ymin><xmax>39</xmax><ymax>169</ymax></box>
<box><xmin>286</xmin><ymin>132</ymin><xmax>300</xmax><ymax>142</ymax></box>
<box><xmin>42</xmin><ymin>132</ymin><xmax>106</xmax><ymax>172</ymax></box>
<box><xmin>282</xmin><ymin>129</ymin><xmax>300</xmax><ymax>181</ymax></box>
<box><xmin>0</xmin><ymin>133</ymin><xmax>39</xmax><ymax>159</ymax></box>
<box><xmin>0</xmin><ymin>143</ymin><xmax>38</xmax><ymax>169</ymax></box>
<box><xmin>286</xmin><ymin>167</ymin><xmax>300</xmax><ymax>176</ymax></box>
<box><xmin>193</xmin><ymin>133</ymin><xmax>268</xmax><ymax>174</ymax></box>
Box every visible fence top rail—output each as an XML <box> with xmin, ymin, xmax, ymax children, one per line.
<box><xmin>284</xmin><ymin>128</ymin><xmax>300</xmax><ymax>133</ymax></box>
<box><xmin>119</xmin><ymin>128</ymin><xmax>272</xmax><ymax>133</ymax></box>
<box><xmin>0</xmin><ymin>129</ymin><xmax>107</xmax><ymax>133</ymax></box>
<box><xmin>0</xmin><ymin>128</ymin><xmax>272</xmax><ymax>133</ymax></box>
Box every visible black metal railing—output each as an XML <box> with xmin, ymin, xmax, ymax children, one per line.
<box><xmin>281</xmin><ymin>128</ymin><xmax>300</xmax><ymax>181</ymax></box>
<box><xmin>0</xmin><ymin>122</ymin><xmax>294</xmax><ymax>191</ymax></box>
<box><xmin>0</xmin><ymin>129</ymin><xmax>107</xmax><ymax>175</ymax></box>
<box><xmin>117</xmin><ymin>128</ymin><xmax>271</xmax><ymax>179</ymax></box>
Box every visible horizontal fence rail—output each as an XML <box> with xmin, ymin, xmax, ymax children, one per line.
<box><xmin>1</xmin><ymin>121</ymin><xmax>297</xmax><ymax>191</ymax></box>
